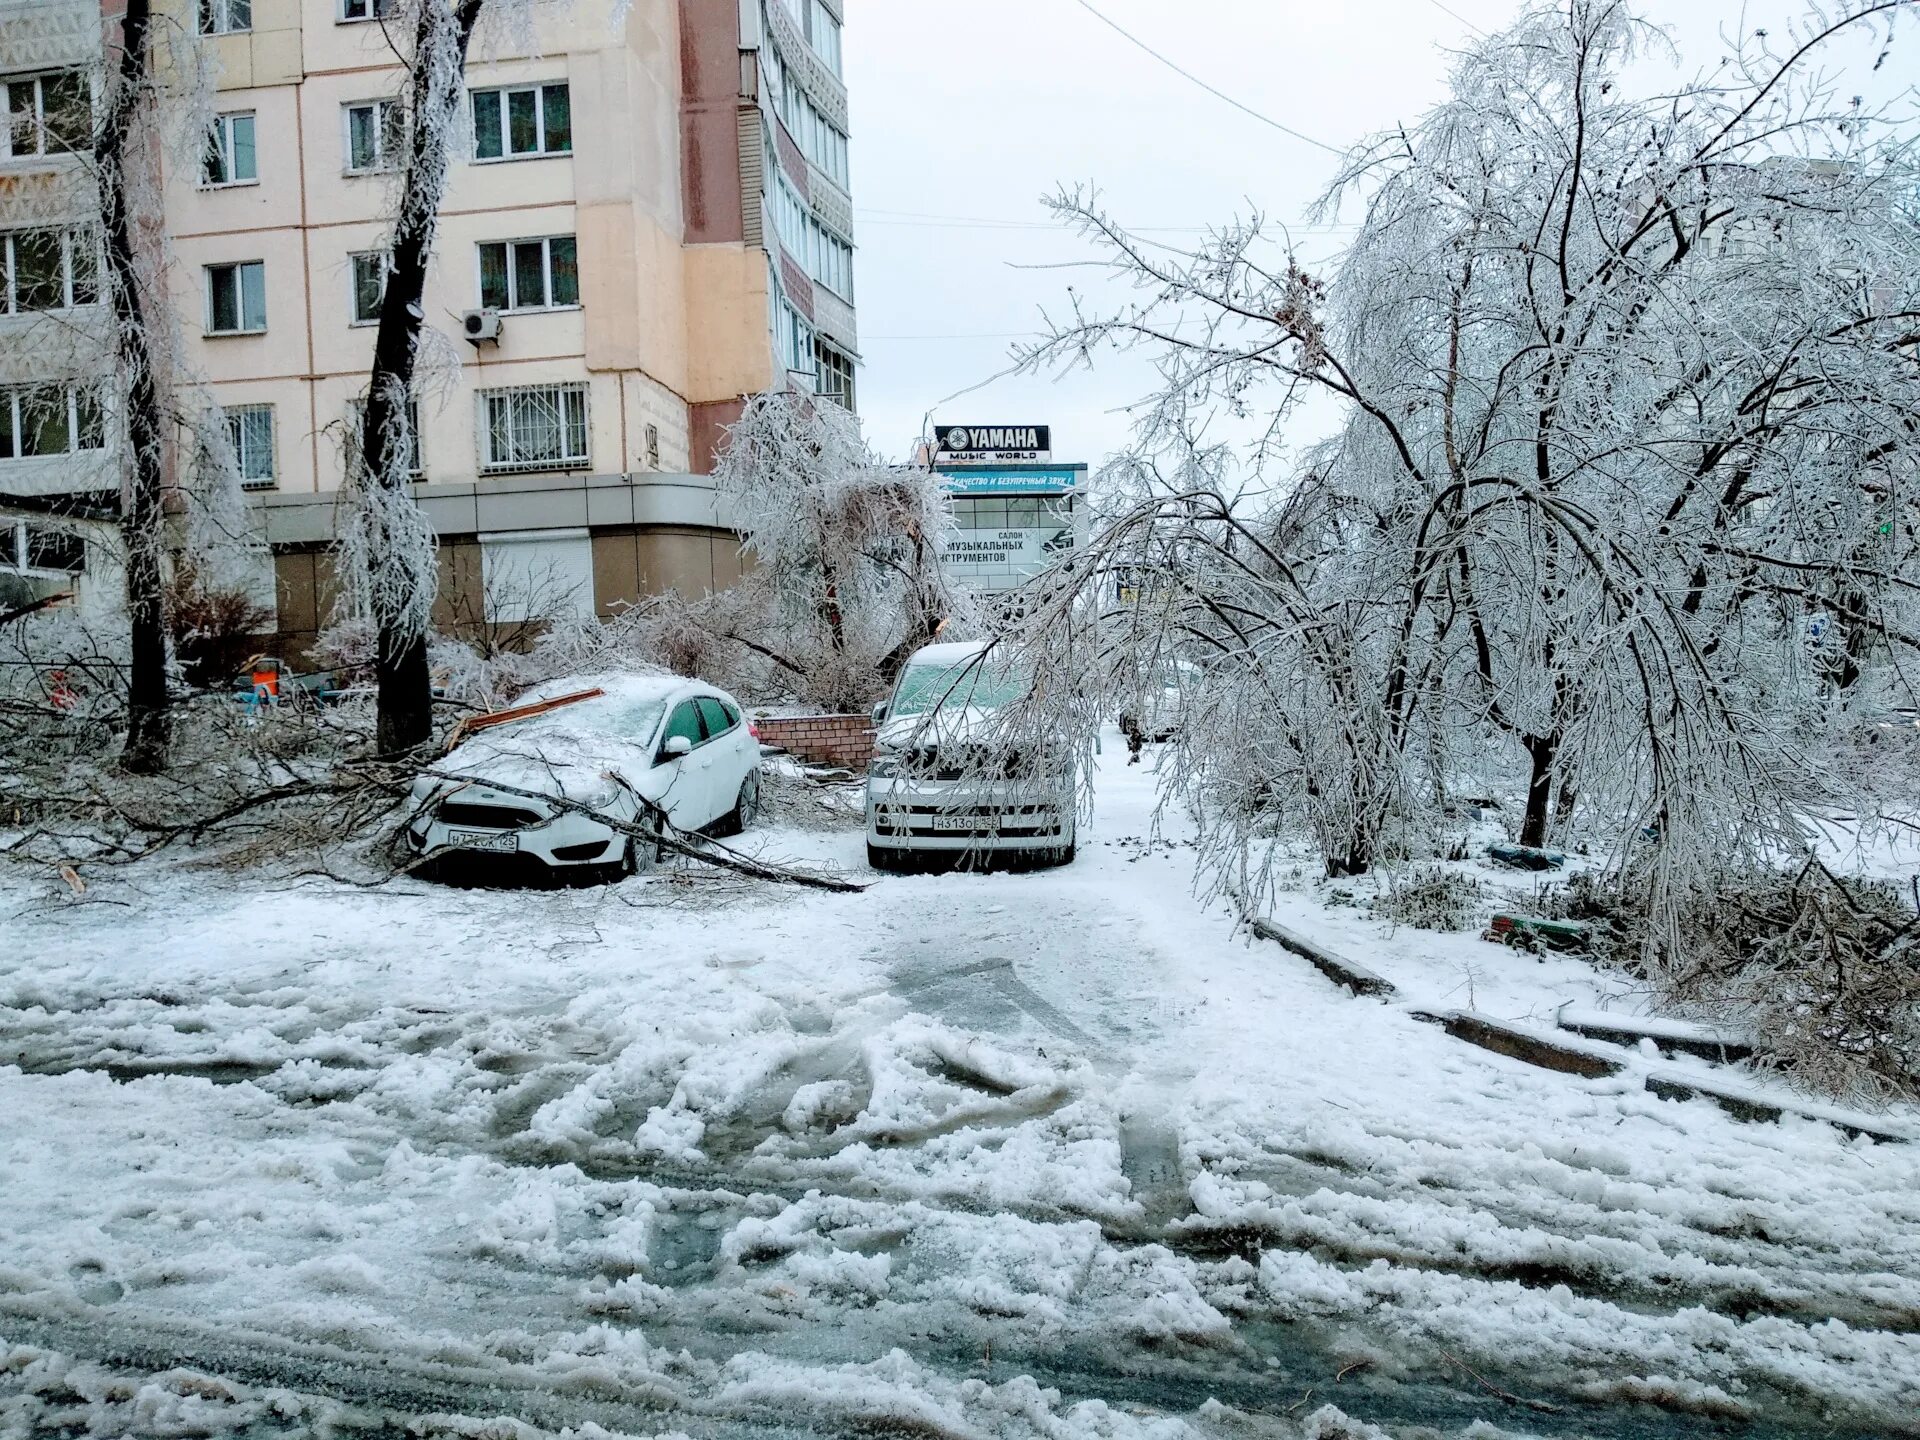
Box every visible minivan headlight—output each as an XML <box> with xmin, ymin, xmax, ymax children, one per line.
<box><xmin>868</xmin><ymin>753</ymin><xmax>898</xmax><ymax>778</ymax></box>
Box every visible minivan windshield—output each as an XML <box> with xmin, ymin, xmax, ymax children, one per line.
<box><xmin>891</xmin><ymin>654</ymin><xmax>1028</xmax><ymax>717</ymax></box>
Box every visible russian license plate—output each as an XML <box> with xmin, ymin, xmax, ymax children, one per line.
<box><xmin>449</xmin><ymin>829</ymin><xmax>518</xmax><ymax>854</ymax></box>
<box><xmin>929</xmin><ymin>814</ymin><xmax>992</xmax><ymax>832</ymax></box>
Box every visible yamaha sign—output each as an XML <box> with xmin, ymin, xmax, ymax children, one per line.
<box><xmin>934</xmin><ymin>424</ymin><xmax>1051</xmax><ymax>465</ymax></box>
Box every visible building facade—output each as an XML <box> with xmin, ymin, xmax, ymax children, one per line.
<box><xmin>931</xmin><ymin>426</ymin><xmax>1088</xmax><ymax>594</ymax></box>
<box><xmin>0</xmin><ymin>0</ymin><xmax>858</xmax><ymax>658</ymax></box>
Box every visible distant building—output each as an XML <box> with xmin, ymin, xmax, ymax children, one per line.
<box><xmin>929</xmin><ymin>425</ymin><xmax>1088</xmax><ymax>593</ymax></box>
<box><xmin>0</xmin><ymin>0</ymin><xmax>860</xmax><ymax>657</ymax></box>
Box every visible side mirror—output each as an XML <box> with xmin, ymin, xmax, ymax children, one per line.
<box><xmin>663</xmin><ymin>735</ymin><xmax>692</xmax><ymax>759</ymax></box>
<box><xmin>870</xmin><ymin>701</ymin><xmax>889</xmax><ymax>724</ymax></box>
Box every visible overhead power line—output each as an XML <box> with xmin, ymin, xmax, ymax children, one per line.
<box><xmin>855</xmin><ymin>206</ymin><xmax>1362</xmax><ymax>235</ymax></box>
<box><xmin>1067</xmin><ymin>0</ymin><xmax>1346</xmax><ymax>157</ymax></box>
<box><xmin>1424</xmin><ymin>0</ymin><xmax>1487</xmax><ymax>37</ymax></box>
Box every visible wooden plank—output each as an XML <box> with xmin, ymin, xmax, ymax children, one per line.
<box><xmin>445</xmin><ymin>688</ymin><xmax>605</xmax><ymax>752</ymax></box>
<box><xmin>1246</xmin><ymin>918</ymin><xmax>1397</xmax><ymax>999</ymax></box>
<box><xmin>1645</xmin><ymin>1071</ymin><xmax>1909</xmax><ymax>1143</ymax></box>
<box><xmin>1558</xmin><ymin>1011</ymin><xmax>1753</xmax><ymax>1064</ymax></box>
<box><xmin>1419</xmin><ymin>1010</ymin><xmax>1626</xmax><ymax>1079</ymax></box>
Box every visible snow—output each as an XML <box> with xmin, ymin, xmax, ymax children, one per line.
<box><xmin>3</xmin><ymin>732</ymin><xmax>1919</xmax><ymax>1437</ymax></box>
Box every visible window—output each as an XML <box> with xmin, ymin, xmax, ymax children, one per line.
<box><xmin>343</xmin><ymin>99</ymin><xmax>405</xmax><ymax>173</ymax></box>
<box><xmin>1</xmin><ymin>521</ymin><xmax>85</xmax><ymax>576</ymax></box>
<box><xmin>480</xmin><ymin>383</ymin><xmax>589</xmax><ymax>472</ymax></box>
<box><xmin>658</xmin><ymin>700</ymin><xmax>705</xmax><ymax>761</ymax></box>
<box><xmin>5</xmin><ymin>71</ymin><xmax>91</xmax><ymax>159</ymax></box>
<box><xmin>197</xmin><ymin>0</ymin><xmax>252</xmax><ymax>35</ymax></box>
<box><xmin>695</xmin><ymin>697</ymin><xmax>738</xmax><ymax>738</ymax></box>
<box><xmin>0</xmin><ymin>384</ymin><xmax>105</xmax><ymax>461</ymax></box>
<box><xmin>806</xmin><ymin>0</ymin><xmax>842</xmax><ymax>76</ymax></box>
<box><xmin>347</xmin><ymin>396</ymin><xmax>423</xmax><ymax>478</ymax></box>
<box><xmin>221</xmin><ymin>404</ymin><xmax>274</xmax><ymax>487</ymax></box>
<box><xmin>205</xmin><ymin>261</ymin><xmax>266</xmax><ymax>334</ymax></box>
<box><xmin>339</xmin><ymin>0</ymin><xmax>394</xmax><ymax>20</ymax></box>
<box><xmin>476</xmin><ymin>236</ymin><xmax>578</xmax><ymax>311</ymax></box>
<box><xmin>810</xmin><ymin>219</ymin><xmax>853</xmax><ymax>299</ymax></box>
<box><xmin>202</xmin><ymin>112</ymin><xmax>257</xmax><ymax>186</ymax></box>
<box><xmin>2</xmin><ymin>229</ymin><xmax>99</xmax><ymax>312</ymax></box>
<box><xmin>471</xmin><ymin>83</ymin><xmax>571</xmax><ymax>160</ymax></box>
<box><xmin>776</xmin><ymin>298</ymin><xmax>814</xmax><ymax>379</ymax></box>
<box><xmin>816</xmin><ymin>340</ymin><xmax>854</xmax><ymax>412</ymax></box>
<box><xmin>349</xmin><ymin>251</ymin><xmax>389</xmax><ymax>324</ymax></box>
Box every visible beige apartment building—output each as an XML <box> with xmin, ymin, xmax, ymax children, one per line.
<box><xmin>0</xmin><ymin>0</ymin><xmax>857</xmax><ymax>658</ymax></box>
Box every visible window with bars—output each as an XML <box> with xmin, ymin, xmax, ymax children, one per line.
<box><xmin>202</xmin><ymin>112</ymin><xmax>257</xmax><ymax>186</ymax></box>
<box><xmin>471</xmin><ymin>84</ymin><xmax>571</xmax><ymax>161</ymax></box>
<box><xmin>197</xmin><ymin>0</ymin><xmax>252</xmax><ymax>35</ymax></box>
<box><xmin>349</xmin><ymin>251</ymin><xmax>389</xmax><ymax>325</ymax></box>
<box><xmin>477</xmin><ymin>236</ymin><xmax>579</xmax><ymax>311</ymax></box>
<box><xmin>0</xmin><ymin>385</ymin><xmax>105</xmax><ymax>461</ymax></box>
<box><xmin>205</xmin><ymin>261</ymin><xmax>266</xmax><ymax>334</ymax></box>
<box><xmin>4</xmin><ymin>71</ymin><xmax>91</xmax><ymax>159</ymax></box>
<box><xmin>221</xmin><ymin>404</ymin><xmax>275</xmax><ymax>487</ymax></box>
<box><xmin>479</xmin><ymin>384</ymin><xmax>589</xmax><ymax>473</ymax></box>
<box><xmin>343</xmin><ymin>99</ymin><xmax>405</xmax><ymax>173</ymax></box>
<box><xmin>348</xmin><ymin>397</ymin><xmax>423</xmax><ymax>479</ymax></box>
<box><xmin>1</xmin><ymin>229</ymin><xmax>99</xmax><ymax>313</ymax></box>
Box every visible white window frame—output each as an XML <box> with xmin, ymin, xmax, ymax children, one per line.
<box><xmin>1</xmin><ymin>228</ymin><xmax>99</xmax><ymax>313</ymax></box>
<box><xmin>348</xmin><ymin>251</ymin><xmax>390</xmax><ymax>326</ymax></box>
<box><xmin>1</xmin><ymin>520</ymin><xmax>87</xmax><ymax>577</ymax></box>
<box><xmin>0</xmin><ymin>384</ymin><xmax>106</xmax><ymax>462</ymax></box>
<box><xmin>338</xmin><ymin>0</ymin><xmax>394</xmax><ymax>21</ymax></box>
<box><xmin>806</xmin><ymin>0</ymin><xmax>842</xmax><ymax>77</ymax></box>
<box><xmin>4</xmin><ymin>70</ymin><xmax>92</xmax><ymax>160</ymax></box>
<box><xmin>475</xmin><ymin>236</ymin><xmax>579</xmax><ymax>313</ymax></box>
<box><xmin>478</xmin><ymin>383</ymin><xmax>591</xmax><ymax>474</ymax></box>
<box><xmin>469</xmin><ymin>82</ymin><xmax>572</xmax><ymax>162</ymax></box>
<box><xmin>204</xmin><ymin>260</ymin><xmax>267</xmax><ymax>335</ymax></box>
<box><xmin>221</xmin><ymin>403</ymin><xmax>275</xmax><ymax>488</ymax></box>
<box><xmin>202</xmin><ymin>111</ymin><xmax>257</xmax><ymax>187</ymax></box>
<box><xmin>197</xmin><ymin>0</ymin><xmax>252</xmax><ymax>36</ymax></box>
<box><xmin>342</xmin><ymin>99</ymin><xmax>404</xmax><ymax>174</ymax></box>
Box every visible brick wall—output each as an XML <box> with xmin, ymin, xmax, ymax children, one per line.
<box><xmin>756</xmin><ymin>713</ymin><xmax>876</xmax><ymax>769</ymax></box>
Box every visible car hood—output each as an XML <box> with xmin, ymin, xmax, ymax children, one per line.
<box><xmin>426</xmin><ymin>723</ymin><xmax>664</xmax><ymax>808</ymax></box>
<box><xmin>877</xmin><ymin>706</ymin><xmax>1011</xmax><ymax>753</ymax></box>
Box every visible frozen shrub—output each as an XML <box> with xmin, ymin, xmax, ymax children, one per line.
<box><xmin>1378</xmin><ymin>866</ymin><xmax>1484</xmax><ymax>932</ymax></box>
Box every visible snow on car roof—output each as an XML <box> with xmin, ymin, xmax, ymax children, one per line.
<box><xmin>518</xmin><ymin>670</ymin><xmax>692</xmax><ymax>708</ymax></box>
<box><xmin>903</xmin><ymin>641</ymin><xmax>995</xmax><ymax>667</ymax></box>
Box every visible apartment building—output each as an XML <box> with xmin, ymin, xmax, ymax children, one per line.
<box><xmin>0</xmin><ymin>0</ymin><xmax>119</xmax><ymax>630</ymax></box>
<box><xmin>0</xmin><ymin>0</ymin><xmax>859</xmax><ymax>657</ymax></box>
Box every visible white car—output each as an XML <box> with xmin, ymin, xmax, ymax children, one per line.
<box><xmin>406</xmin><ymin>673</ymin><xmax>763</xmax><ymax>880</ymax></box>
<box><xmin>865</xmin><ymin>641</ymin><xmax>1076</xmax><ymax>870</ymax></box>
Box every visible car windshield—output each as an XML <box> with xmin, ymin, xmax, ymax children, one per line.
<box><xmin>522</xmin><ymin>693</ymin><xmax>670</xmax><ymax>744</ymax></box>
<box><xmin>891</xmin><ymin>654</ymin><xmax>1027</xmax><ymax>717</ymax></box>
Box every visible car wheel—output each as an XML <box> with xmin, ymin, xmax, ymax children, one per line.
<box><xmin>719</xmin><ymin>771</ymin><xmax>761</xmax><ymax>837</ymax></box>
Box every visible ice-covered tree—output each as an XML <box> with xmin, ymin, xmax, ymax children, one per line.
<box><xmin>1009</xmin><ymin>0</ymin><xmax>1920</xmax><ymax>954</ymax></box>
<box><xmin>706</xmin><ymin>391</ymin><xmax>965</xmax><ymax>712</ymax></box>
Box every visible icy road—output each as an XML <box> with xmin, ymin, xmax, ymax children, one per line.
<box><xmin>3</xmin><ymin>741</ymin><xmax>1919</xmax><ymax>1439</ymax></box>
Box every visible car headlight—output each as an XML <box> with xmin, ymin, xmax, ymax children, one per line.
<box><xmin>868</xmin><ymin>754</ymin><xmax>898</xmax><ymax>778</ymax></box>
<box><xmin>574</xmin><ymin>783</ymin><xmax>622</xmax><ymax>811</ymax></box>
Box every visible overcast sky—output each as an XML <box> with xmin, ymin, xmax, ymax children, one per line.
<box><xmin>841</xmin><ymin>0</ymin><xmax>1904</xmax><ymax>468</ymax></box>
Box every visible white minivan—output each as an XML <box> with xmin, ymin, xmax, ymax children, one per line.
<box><xmin>864</xmin><ymin>641</ymin><xmax>1076</xmax><ymax>870</ymax></box>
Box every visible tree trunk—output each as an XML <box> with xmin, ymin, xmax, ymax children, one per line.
<box><xmin>99</xmin><ymin>0</ymin><xmax>169</xmax><ymax>774</ymax></box>
<box><xmin>362</xmin><ymin>0</ymin><xmax>484</xmax><ymax>755</ymax></box>
<box><xmin>1520</xmin><ymin>732</ymin><xmax>1557</xmax><ymax>848</ymax></box>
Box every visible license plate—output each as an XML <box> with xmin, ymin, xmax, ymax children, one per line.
<box><xmin>448</xmin><ymin>828</ymin><xmax>518</xmax><ymax>854</ymax></box>
<box><xmin>929</xmin><ymin>814</ymin><xmax>993</xmax><ymax>832</ymax></box>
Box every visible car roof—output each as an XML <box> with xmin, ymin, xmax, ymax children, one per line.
<box><xmin>905</xmin><ymin>640</ymin><xmax>993</xmax><ymax>667</ymax></box>
<box><xmin>520</xmin><ymin>672</ymin><xmax>732</xmax><ymax>711</ymax></box>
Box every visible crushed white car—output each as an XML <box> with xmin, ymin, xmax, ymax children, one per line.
<box><xmin>407</xmin><ymin>673</ymin><xmax>762</xmax><ymax>880</ymax></box>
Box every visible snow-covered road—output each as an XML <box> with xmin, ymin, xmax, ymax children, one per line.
<box><xmin>4</xmin><ymin>742</ymin><xmax>1918</xmax><ymax>1439</ymax></box>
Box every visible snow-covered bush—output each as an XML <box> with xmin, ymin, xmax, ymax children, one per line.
<box><xmin>1378</xmin><ymin>867</ymin><xmax>1485</xmax><ymax>933</ymax></box>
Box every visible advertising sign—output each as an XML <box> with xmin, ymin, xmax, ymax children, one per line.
<box><xmin>934</xmin><ymin>425</ymin><xmax>1052</xmax><ymax>465</ymax></box>
<box><xmin>942</xmin><ymin>520</ymin><xmax>1076</xmax><ymax>592</ymax></box>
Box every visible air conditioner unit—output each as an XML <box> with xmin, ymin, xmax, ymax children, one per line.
<box><xmin>462</xmin><ymin>308</ymin><xmax>503</xmax><ymax>344</ymax></box>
